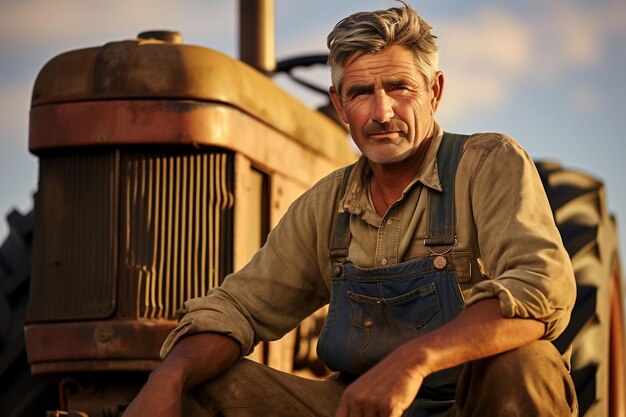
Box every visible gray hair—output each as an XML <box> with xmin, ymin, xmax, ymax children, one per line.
<box><xmin>327</xmin><ymin>4</ymin><xmax>439</xmax><ymax>93</ymax></box>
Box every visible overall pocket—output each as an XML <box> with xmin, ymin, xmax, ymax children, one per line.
<box><xmin>346</xmin><ymin>281</ymin><xmax>442</xmax><ymax>371</ymax></box>
<box><xmin>317</xmin><ymin>263</ymin><xmax>465</xmax><ymax>389</ymax></box>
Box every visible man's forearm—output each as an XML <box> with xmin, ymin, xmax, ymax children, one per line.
<box><xmin>400</xmin><ymin>298</ymin><xmax>545</xmax><ymax>377</ymax></box>
<box><xmin>150</xmin><ymin>332</ymin><xmax>241</xmax><ymax>390</ymax></box>
<box><xmin>123</xmin><ymin>332</ymin><xmax>241</xmax><ymax>417</ymax></box>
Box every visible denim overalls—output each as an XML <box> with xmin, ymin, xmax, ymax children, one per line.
<box><xmin>317</xmin><ymin>133</ymin><xmax>469</xmax><ymax>416</ymax></box>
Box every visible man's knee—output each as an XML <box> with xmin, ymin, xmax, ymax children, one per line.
<box><xmin>478</xmin><ymin>340</ymin><xmax>567</xmax><ymax>381</ymax></box>
<box><xmin>456</xmin><ymin>341</ymin><xmax>578</xmax><ymax>417</ymax></box>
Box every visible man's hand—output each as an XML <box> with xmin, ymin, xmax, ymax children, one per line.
<box><xmin>334</xmin><ymin>299</ymin><xmax>546</xmax><ymax>417</ymax></box>
<box><xmin>335</xmin><ymin>347</ymin><xmax>429</xmax><ymax>417</ymax></box>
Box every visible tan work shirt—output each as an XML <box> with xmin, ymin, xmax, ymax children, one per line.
<box><xmin>161</xmin><ymin>125</ymin><xmax>576</xmax><ymax>358</ymax></box>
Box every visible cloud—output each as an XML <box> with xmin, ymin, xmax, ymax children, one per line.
<box><xmin>600</xmin><ymin>0</ymin><xmax>626</xmax><ymax>35</ymax></box>
<box><xmin>536</xmin><ymin>3</ymin><xmax>605</xmax><ymax>77</ymax></box>
<box><xmin>434</xmin><ymin>8</ymin><xmax>533</xmax><ymax>122</ymax></box>
<box><xmin>569</xmin><ymin>85</ymin><xmax>600</xmax><ymax>112</ymax></box>
<box><xmin>0</xmin><ymin>82</ymin><xmax>31</xmax><ymax>139</ymax></box>
<box><xmin>431</xmin><ymin>0</ymin><xmax>626</xmax><ymax>123</ymax></box>
<box><xmin>438</xmin><ymin>72</ymin><xmax>506</xmax><ymax>123</ymax></box>
<box><xmin>0</xmin><ymin>0</ymin><xmax>236</xmax><ymax>52</ymax></box>
<box><xmin>555</xmin><ymin>9</ymin><xmax>603</xmax><ymax>67</ymax></box>
<box><xmin>437</xmin><ymin>8</ymin><xmax>532</xmax><ymax>75</ymax></box>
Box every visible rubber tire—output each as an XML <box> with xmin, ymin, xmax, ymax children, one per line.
<box><xmin>536</xmin><ymin>161</ymin><xmax>626</xmax><ymax>417</ymax></box>
<box><xmin>0</xmin><ymin>208</ymin><xmax>58</xmax><ymax>417</ymax></box>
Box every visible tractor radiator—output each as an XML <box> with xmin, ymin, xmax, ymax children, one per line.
<box><xmin>27</xmin><ymin>148</ymin><xmax>234</xmax><ymax>323</ymax></box>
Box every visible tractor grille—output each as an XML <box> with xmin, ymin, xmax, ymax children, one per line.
<box><xmin>120</xmin><ymin>151</ymin><xmax>234</xmax><ymax>319</ymax></box>
<box><xmin>27</xmin><ymin>148</ymin><xmax>234</xmax><ymax>323</ymax></box>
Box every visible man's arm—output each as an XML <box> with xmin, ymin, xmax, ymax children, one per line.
<box><xmin>123</xmin><ymin>333</ymin><xmax>241</xmax><ymax>417</ymax></box>
<box><xmin>335</xmin><ymin>298</ymin><xmax>544</xmax><ymax>417</ymax></box>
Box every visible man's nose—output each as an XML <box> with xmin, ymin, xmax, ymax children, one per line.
<box><xmin>371</xmin><ymin>91</ymin><xmax>394</xmax><ymax>123</ymax></box>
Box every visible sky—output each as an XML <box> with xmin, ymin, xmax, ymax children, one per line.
<box><xmin>1</xmin><ymin>0</ymin><xmax>626</xmax><ymax>266</ymax></box>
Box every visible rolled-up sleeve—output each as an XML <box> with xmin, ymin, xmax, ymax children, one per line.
<box><xmin>464</xmin><ymin>135</ymin><xmax>576</xmax><ymax>340</ymax></box>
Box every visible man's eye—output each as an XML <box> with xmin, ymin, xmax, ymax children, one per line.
<box><xmin>346</xmin><ymin>91</ymin><xmax>368</xmax><ymax>100</ymax></box>
<box><xmin>389</xmin><ymin>86</ymin><xmax>415</xmax><ymax>97</ymax></box>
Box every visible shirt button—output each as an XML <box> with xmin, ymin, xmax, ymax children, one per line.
<box><xmin>380</xmin><ymin>258</ymin><xmax>388</xmax><ymax>266</ymax></box>
<box><xmin>386</xmin><ymin>219</ymin><xmax>392</xmax><ymax>225</ymax></box>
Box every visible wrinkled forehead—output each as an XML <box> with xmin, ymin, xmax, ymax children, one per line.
<box><xmin>334</xmin><ymin>45</ymin><xmax>430</xmax><ymax>93</ymax></box>
<box><xmin>340</xmin><ymin>46</ymin><xmax>425</xmax><ymax>89</ymax></box>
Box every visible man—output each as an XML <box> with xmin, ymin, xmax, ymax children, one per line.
<box><xmin>124</xmin><ymin>5</ymin><xmax>577</xmax><ymax>417</ymax></box>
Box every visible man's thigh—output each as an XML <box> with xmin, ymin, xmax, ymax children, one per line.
<box><xmin>182</xmin><ymin>359</ymin><xmax>345</xmax><ymax>417</ymax></box>
<box><xmin>182</xmin><ymin>341</ymin><xmax>577</xmax><ymax>417</ymax></box>
<box><xmin>450</xmin><ymin>340</ymin><xmax>578</xmax><ymax>417</ymax></box>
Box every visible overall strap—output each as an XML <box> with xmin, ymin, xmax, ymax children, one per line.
<box><xmin>424</xmin><ymin>132</ymin><xmax>469</xmax><ymax>248</ymax></box>
<box><xmin>329</xmin><ymin>164</ymin><xmax>355</xmax><ymax>266</ymax></box>
<box><xmin>328</xmin><ymin>132</ymin><xmax>469</xmax><ymax>269</ymax></box>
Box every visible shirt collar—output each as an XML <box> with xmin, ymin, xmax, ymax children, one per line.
<box><xmin>339</xmin><ymin>121</ymin><xmax>444</xmax><ymax>216</ymax></box>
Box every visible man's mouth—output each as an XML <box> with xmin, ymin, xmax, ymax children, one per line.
<box><xmin>364</xmin><ymin>120</ymin><xmax>408</xmax><ymax>138</ymax></box>
<box><xmin>369</xmin><ymin>130</ymin><xmax>402</xmax><ymax>139</ymax></box>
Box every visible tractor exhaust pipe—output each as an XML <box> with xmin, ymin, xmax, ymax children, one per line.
<box><xmin>239</xmin><ymin>0</ymin><xmax>276</xmax><ymax>74</ymax></box>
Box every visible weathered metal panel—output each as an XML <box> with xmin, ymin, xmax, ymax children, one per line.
<box><xmin>29</xmin><ymin>39</ymin><xmax>351</xmax><ymax>163</ymax></box>
<box><xmin>27</xmin><ymin>149</ymin><xmax>234</xmax><ymax>324</ymax></box>
<box><xmin>28</xmin><ymin>151</ymin><xmax>119</xmax><ymax>322</ymax></box>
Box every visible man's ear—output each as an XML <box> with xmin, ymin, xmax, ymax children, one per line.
<box><xmin>430</xmin><ymin>71</ymin><xmax>444</xmax><ymax>114</ymax></box>
<box><xmin>329</xmin><ymin>86</ymin><xmax>349</xmax><ymax>124</ymax></box>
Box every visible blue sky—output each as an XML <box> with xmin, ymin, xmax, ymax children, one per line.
<box><xmin>1</xmin><ymin>0</ymin><xmax>625</xmax><ymax>265</ymax></box>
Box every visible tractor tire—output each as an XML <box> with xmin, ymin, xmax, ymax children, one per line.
<box><xmin>537</xmin><ymin>161</ymin><xmax>626</xmax><ymax>417</ymax></box>
<box><xmin>0</xmin><ymin>208</ymin><xmax>58</xmax><ymax>417</ymax></box>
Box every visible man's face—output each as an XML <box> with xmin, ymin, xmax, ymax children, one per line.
<box><xmin>329</xmin><ymin>45</ymin><xmax>443</xmax><ymax>165</ymax></box>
